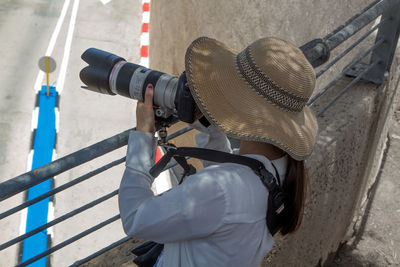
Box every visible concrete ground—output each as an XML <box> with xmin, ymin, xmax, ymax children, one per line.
<box><xmin>325</xmin><ymin>105</ymin><xmax>400</xmax><ymax>266</ymax></box>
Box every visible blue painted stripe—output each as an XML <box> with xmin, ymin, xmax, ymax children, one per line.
<box><xmin>22</xmin><ymin>85</ymin><xmax>57</xmax><ymax>266</ymax></box>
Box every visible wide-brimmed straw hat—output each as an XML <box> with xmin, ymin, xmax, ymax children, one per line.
<box><xmin>185</xmin><ymin>36</ymin><xmax>318</xmax><ymax>161</ymax></box>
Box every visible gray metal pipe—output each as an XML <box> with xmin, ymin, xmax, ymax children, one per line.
<box><xmin>0</xmin><ymin>129</ymin><xmax>132</xmax><ymax>202</ymax></box>
<box><xmin>323</xmin><ymin>0</ymin><xmax>381</xmax><ymax>41</ymax></box>
<box><xmin>16</xmin><ymin>215</ymin><xmax>121</xmax><ymax>267</ymax></box>
<box><xmin>325</xmin><ymin>0</ymin><xmax>391</xmax><ymax>51</ymax></box>
<box><xmin>304</xmin><ymin>0</ymin><xmax>393</xmax><ymax>66</ymax></box>
<box><xmin>70</xmin><ymin>236</ymin><xmax>131</xmax><ymax>266</ymax></box>
<box><xmin>317</xmin><ymin>60</ymin><xmax>379</xmax><ymax>117</ymax></box>
<box><xmin>0</xmin><ymin>157</ymin><xmax>125</xmax><ymax>220</ymax></box>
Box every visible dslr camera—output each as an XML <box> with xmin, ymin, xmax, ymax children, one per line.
<box><xmin>79</xmin><ymin>48</ymin><xmax>198</xmax><ymax>125</ymax></box>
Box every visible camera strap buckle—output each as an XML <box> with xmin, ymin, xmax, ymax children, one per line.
<box><xmin>151</xmin><ymin>143</ymin><xmax>196</xmax><ymax>183</ymax></box>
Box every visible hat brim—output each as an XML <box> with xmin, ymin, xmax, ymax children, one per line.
<box><xmin>185</xmin><ymin>37</ymin><xmax>318</xmax><ymax>160</ymax></box>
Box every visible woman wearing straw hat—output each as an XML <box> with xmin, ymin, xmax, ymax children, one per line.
<box><xmin>119</xmin><ymin>36</ymin><xmax>317</xmax><ymax>266</ymax></box>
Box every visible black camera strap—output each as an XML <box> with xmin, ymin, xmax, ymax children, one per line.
<box><xmin>150</xmin><ymin>146</ymin><xmax>287</xmax><ymax>235</ymax></box>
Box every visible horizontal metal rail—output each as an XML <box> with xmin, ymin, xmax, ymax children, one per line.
<box><xmin>316</xmin><ymin>19</ymin><xmax>385</xmax><ymax>78</ymax></box>
<box><xmin>0</xmin><ymin>125</ymin><xmax>190</xmax><ymax>203</ymax></box>
<box><xmin>317</xmin><ymin>60</ymin><xmax>379</xmax><ymax>117</ymax></box>
<box><xmin>303</xmin><ymin>0</ymin><xmax>393</xmax><ymax>66</ymax></box>
<box><xmin>308</xmin><ymin>39</ymin><xmax>384</xmax><ymax>105</ymax></box>
<box><xmin>70</xmin><ymin>236</ymin><xmax>131</xmax><ymax>266</ymax></box>
<box><xmin>166</xmin><ymin>126</ymin><xmax>193</xmax><ymax>142</ymax></box>
<box><xmin>0</xmin><ymin>190</ymin><xmax>119</xmax><ymax>251</ymax></box>
<box><xmin>0</xmin><ymin>158</ymin><xmax>178</xmax><ymax>251</ymax></box>
<box><xmin>325</xmin><ymin>0</ymin><xmax>390</xmax><ymax>51</ymax></box>
<box><xmin>16</xmin><ymin>214</ymin><xmax>121</xmax><ymax>267</ymax></box>
<box><xmin>0</xmin><ymin>157</ymin><xmax>125</xmax><ymax>220</ymax></box>
<box><xmin>0</xmin><ymin>129</ymin><xmax>132</xmax><ymax>201</ymax></box>
<box><xmin>323</xmin><ymin>0</ymin><xmax>381</xmax><ymax>41</ymax></box>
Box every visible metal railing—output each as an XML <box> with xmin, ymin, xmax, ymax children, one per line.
<box><xmin>1</xmin><ymin>0</ymin><xmax>399</xmax><ymax>265</ymax></box>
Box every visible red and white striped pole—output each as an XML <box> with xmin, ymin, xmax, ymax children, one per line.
<box><xmin>139</xmin><ymin>0</ymin><xmax>150</xmax><ymax>67</ymax></box>
<box><xmin>140</xmin><ymin>0</ymin><xmax>172</xmax><ymax>193</ymax></box>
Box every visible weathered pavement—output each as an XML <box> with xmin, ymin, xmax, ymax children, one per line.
<box><xmin>326</xmin><ymin>105</ymin><xmax>400</xmax><ymax>266</ymax></box>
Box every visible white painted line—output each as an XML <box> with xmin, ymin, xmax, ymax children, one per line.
<box><xmin>46</xmin><ymin>0</ymin><xmax>71</xmax><ymax>57</ymax></box>
<box><xmin>31</xmin><ymin>107</ymin><xmax>39</xmax><ymax>131</ymax></box>
<box><xmin>56</xmin><ymin>0</ymin><xmax>80</xmax><ymax>95</ymax></box>
<box><xmin>26</xmin><ymin>150</ymin><xmax>34</xmax><ymax>172</ymax></box>
<box><xmin>142</xmin><ymin>11</ymin><xmax>150</xmax><ymax>23</ymax></box>
<box><xmin>100</xmin><ymin>0</ymin><xmax>112</xmax><ymax>4</ymax></box>
<box><xmin>55</xmin><ymin>107</ymin><xmax>60</xmax><ymax>133</ymax></box>
<box><xmin>24</xmin><ymin>0</ymin><xmax>71</xmax><ymax>248</ymax></box>
<box><xmin>139</xmin><ymin>57</ymin><xmax>149</xmax><ymax>68</ymax></box>
<box><xmin>34</xmin><ymin>0</ymin><xmax>71</xmax><ymax>92</ymax></box>
<box><xmin>142</xmin><ymin>0</ymin><xmax>150</xmax><ymax>4</ymax></box>
<box><xmin>47</xmin><ymin>201</ymin><xmax>55</xmax><ymax>238</ymax></box>
<box><xmin>19</xmin><ymin>208</ymin><xmax>28</xmax><ymax>235</ymax></box>
<box><xmin>140</xmin><ymin>32</ymin><xmax>150</xmax><ymax>46</ymax></box>
<box><xmin>52</xmin><ymin>149</ymin><xmax>57</xmax><ymax>161</ymax></box>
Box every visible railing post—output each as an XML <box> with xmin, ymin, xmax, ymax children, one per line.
<box><xmin>363</xmin><ymin>0</ymin><xmax>400</xmax><ymax>85</ymax></box>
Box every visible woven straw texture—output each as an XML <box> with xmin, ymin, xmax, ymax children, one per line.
<box><xmin>185</xmin><ymin>37</ymin><xmax>318</xmax><ymax>160</ymax></box>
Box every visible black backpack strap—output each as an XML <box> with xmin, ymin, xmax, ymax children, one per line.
<box><xmin>151</xmin><ymin>147</ymin><xmax>277</xmax><ymax>190</ymax></box>
<box><xmin>173</xmin><ymin>155</ymin><xmax>196</xmax><ymax>183</ymax></box>
<box><xmin>151</xmin><ymin>147</ymin><xmax>261</xmax><ymax>174</ymax></box>
<box><xmin>270</xmin><ymin>162</ymin><xmax>281</xmax><ymax>187</ymax></box>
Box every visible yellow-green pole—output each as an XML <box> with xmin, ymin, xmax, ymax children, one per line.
<box><xmin>46</xmin><ymin>56</ymin><xmax>49</xmax><ymax>96</ymax></box>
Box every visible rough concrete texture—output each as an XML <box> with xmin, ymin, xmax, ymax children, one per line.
<box><xmin>148</xmin><ymin>0</ymin><xmax>376</xmax><ymax>89</ymax></box>
<box><xmin>324</xmin><ymin>50</ymin><xmax>400</xmax><ymax>266</ymax></box>
<box><xmin>326</xmin><ymin>98</ymin><xmax>400</xmax><ymax>266</ymax></box>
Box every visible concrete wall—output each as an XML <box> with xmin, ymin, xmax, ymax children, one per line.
<box><xmin>148</xmin><ymin>0</ymin><xmax>377</xmax><ymax>89</ymax></box>
<box><xmin>84</xmin><ymin>1</ymin><xmax>400</xmax><ymax>266</ymax></box>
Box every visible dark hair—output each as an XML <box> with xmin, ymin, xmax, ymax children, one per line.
<box><xmin>279</xmin><ymin>156</ymin><xmax>308</xmax><ymax>236</ymax></box>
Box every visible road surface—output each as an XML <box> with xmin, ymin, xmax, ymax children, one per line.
<box><xmin>0</xmin><ymin>0</ymin><xmax>143</xmax><ymax>265</ymax></box>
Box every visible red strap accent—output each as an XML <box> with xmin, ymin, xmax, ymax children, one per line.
<box><xmin>155</xmin><ymin>147</ymin><xmax>162</xmax><ymax>163</ymax></box>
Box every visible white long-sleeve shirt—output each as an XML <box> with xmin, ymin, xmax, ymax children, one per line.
<box><xmin>118</xmin><ymin>125</ymin><xmax>287</xmax><ymax>267</ymax></box>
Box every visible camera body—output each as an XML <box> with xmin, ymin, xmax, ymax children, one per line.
<box><xmin>80</xmin><ymin>48</ymin><xmax>197</xmax><ymax>124</ymax></box>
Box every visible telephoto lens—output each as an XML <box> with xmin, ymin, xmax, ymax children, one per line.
<box><xmin>80</xmin><ymin>48</ymin><xmax>197</xmax><ymax>122</ymax></box>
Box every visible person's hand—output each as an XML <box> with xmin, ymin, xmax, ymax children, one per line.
<box><xmin>136</xmin><ymin>84</ymin><xmax>156</xmax><ymax>133</ymax></box>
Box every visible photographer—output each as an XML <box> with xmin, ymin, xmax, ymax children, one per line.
<box><xmin>118</xmin><ymin>36</ymin><xmax>317</xmax><ymax>267</ymax></box>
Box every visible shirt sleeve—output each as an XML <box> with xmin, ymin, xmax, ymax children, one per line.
<box><xmin>118</xmin><ymin>130</ymin><xmax>226</xmax><ymax>243</ymax></box>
